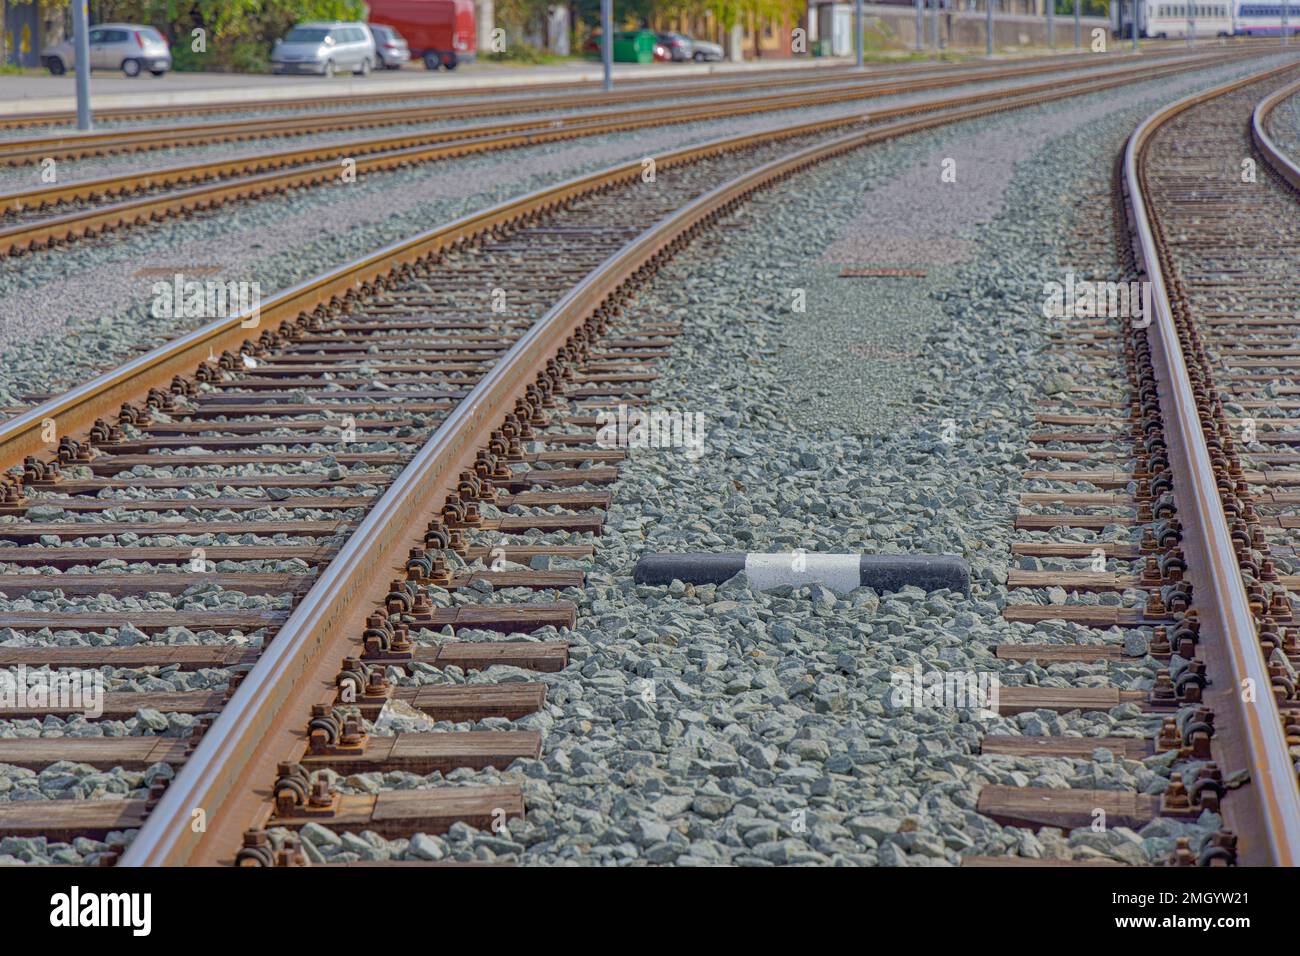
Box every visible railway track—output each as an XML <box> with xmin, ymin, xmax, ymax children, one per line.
<box><xmin>5</xmin><ymin>50</ymin><xmax>1278</xmax><ymax>869</ymax></box>
<box><xmin>0</xmin><ymin>49</ymin><xmax>1262</xmax><ymax>259</ymax></box>
<box><xmin>0</xmin><ymin>62</ymin><xmax>882</xmax><ymax>130</ymax></box>
<box><xmin>0</xmin><ymin>53</ymin><xmax>1124</xmax><ymax>131</ymax></box>
<box><xmin>976</xmin><ymin>62</ymin><xmax>1300</xmax><ymax>866</ymax></box>
<box><xmin>0</xmin><ymin>55</ymin><xmax>1095</xmax><ymax>161</ymax></box>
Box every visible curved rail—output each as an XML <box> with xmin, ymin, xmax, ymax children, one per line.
<box><xmin>0</xmin><ymin>47</ymin><xmax>1227</xmax><ymax>166</ymax></box>
<box><xmin>1251</xmin><ymin>74</ymin><xmax>1300</xmax><ymax>190</ymax></box>
<box><xmin>0</xmin><ymin>51</ymin><xmax>1124</xmax><ymax>131</ymax></box>
<box><xmin>0</xmin><ymin>50</ymin><xmax>1254</xmax><ymax>259</ymax></box>
<box><xmin>0</xmin><ymin>53</ymin><xmax>1261</xmax><ymax>477</ymax></box>
<box><xmin>0</xmin><ymin>55</ymin><xmax>1106</xmax><ymax>163</ymax></box>
<box><xmin>4</xmin><ymin>55</ymin><xmax>1140</xmax><ymax>206</ymax></box>
<box><xmin>1123</xmin><ymin>60</ymin><xmax>1300</xmax><ymax>867</ymax></box>
<box><xmin>112</xmin><ymin>51</ymin><xmax>1256</xmax><ymax>868</ymax></box>
<box><xmin>0</xmin><ymin>62</ymin><xmax>872</xmax><ymax>129</ymax></box>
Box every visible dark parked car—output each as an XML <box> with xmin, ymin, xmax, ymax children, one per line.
<box><xmin>655</xmin><ymin>32</ymin><xmax>693</xmax><ymax>61</ymax></box>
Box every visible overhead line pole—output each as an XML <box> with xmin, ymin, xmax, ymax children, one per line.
<box><xmin>72</xmin><ymin>0</ymin><xmax>92</xmax><ymax>131</ymax></box>
<box><xmin>856</xmin><ymin>0</ymin><xmax>864</xmax><ymax>66</ymax></box>
<box><xmin>601</xmin><ymin>0</ymin><xmax>613</xmax><ymax>91</ymax></box>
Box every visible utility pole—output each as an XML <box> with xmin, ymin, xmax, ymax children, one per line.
<box><xmin>1132</xmin><ymin>0</ymin><xmax>1139</xmax><ymax>50</ymax></box>
<box><xmin>856</xmin><ymin>0</ymin><xmax>864</xmax><ymax>66</ymax></box>
<box><xmin>917</xmin><ymin>0</ymin><xmax>925</xmax><ymax>51</ymax></box>
<box><xmin>72</xmin><ymin>0</ymin><xmax>92</xmax><ymax>130</ymax></box>
<box><xmin>601</xmin><ymin>0</ymin><xmax>612</xmax><ymax>91</ymax></box>
<box><xmin>1074</xmin><ymin>0</ymin><xmax>1081</xmax><ymax>47</ymax></box>
<box><xmin>987</xmin><ymin>0</ymin><xmax>994</xmax><ymax>55</ymax></box>
<box><xmin>1047</xmin><ymin>0</ymin><xmax>1054</xmax><ymax>49</ymax></box>
<box><xmin>931</xmin><ymin>0</ymin><xmax>940</xmax><ymax>52</ymax></box>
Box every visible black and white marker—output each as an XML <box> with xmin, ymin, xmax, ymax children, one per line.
<box><xmin>633</xmin><ymin>552</ymin><xmax>969</xmax><ymax>596</ymax></box>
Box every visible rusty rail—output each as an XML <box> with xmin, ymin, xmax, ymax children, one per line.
<box><xmin>1252</xmin><ymin>74</ymin><xmax>1300</xmax><ymax>190</ymax></box>
<box><xmin>1123</xmin><ymin>60</ymin><xmax>1300</xmax><ymax>867</ymax></box>
<box><xmin>0</xmin><ymin>55</ymin><xmax>1103</xmax><ymax>162</ymax></box>
<box><xmin>2</xmin><ymin>61</ymin><xmax>1096</xmax><ymax>212</ymax></box>
<box><xmin>0</xmin><ymin>51</ymin><xmax>1135</xmax><ymax>131</ymax></box>
<box><xmin>110</xmin><ymin>50</ymin><xmax>1259</xmax><ymax>868</ymax></box>
<box><xmin>0</xmin><ymin>53</ymin><xmax>1260</xmax><ymax>478</ymax></box>
<box><xmin>0</xmin><ymin>62</ymin><xmax>873</xmax><ymax>129</ymax></box>
<box><xmin>0</xmin><ymin>49</ymin><xmax>1257</xmax><ymax>260</ymax></box>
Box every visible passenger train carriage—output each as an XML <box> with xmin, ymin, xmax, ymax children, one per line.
<box><xmin>1111</xmin><ymin>0</ymin><xmax>1235</xmax><ymax>37</ymax></box>
<box><xmin>1234</xmin><ymin>2</ymin><xmax>1298</xmax><ymax>35</ymax></box>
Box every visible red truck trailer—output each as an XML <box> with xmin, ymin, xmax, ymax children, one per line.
<box><xmin>368</xmin><ymin>0</ymin><xmax>477</xmax><ymax>69</ymax></box>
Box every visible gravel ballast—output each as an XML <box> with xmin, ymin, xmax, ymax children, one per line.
<box><xmin>252</xmin><ymin>55</ymin><xmax>1300</xmax><ymax>868</ymax></box>
<box><xmin>0</xmin><ymin>64</ymin><xmax>1129</xmax><ymax>193</ymax></box>
<box><xmin>4</xmin><ymin>55</ymin><xmax>1289</xmax><ymax>866</ymax></box>
<box><xmin>0</xmin><ymin>54</ymin><xmax>1236</xmax><ymax>417</ymax></box>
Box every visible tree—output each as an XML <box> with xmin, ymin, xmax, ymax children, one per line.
<box><xmin>693</xmin><ymin>0</ymin><xmax>803</xmax><ymax>57</ymax></box>
<box><xmin>494</xmin><ymin>0</ymin><xmax>550</xmax><ymax>43</ymax></box>
<box><xmin>741</xmin><ymin>0</ymin><xmax>803</xmax><ymax>57</ymax></box>
<box><xmin>572</xmin><ymin>0</ymin><xmax>656</xmax><ymax>30</ymax></box>
<box><xmin>95</xmin><ymin>0</ymin><xmax>368</xmax><ymax>70</ymax></box>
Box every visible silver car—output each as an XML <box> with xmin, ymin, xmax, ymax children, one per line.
<box><xmin>689</xmin><ymin>38</ymin><xmax>724</xmax><ymax>61</ymax></box>
<box><xmin>271</xmin><ymin>22</ymin><xmax>376</xmax><ymax>77</ymax></box>
<box><xmin>42</xmin><ymin>23</ymin><xmax>172</xmax><ymax>77</ymax></box>
<box><xmin>367</xmin><ymin>24</ymin><xmax>410</xmax><ymax>70</ymax></box>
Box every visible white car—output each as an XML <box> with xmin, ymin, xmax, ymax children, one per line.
<box><xmin>42</xmin><ymin>23</ymin><xmax>172</xmax><ymax>77</ymax></box>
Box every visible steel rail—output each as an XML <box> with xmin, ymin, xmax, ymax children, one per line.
<box><xmin>0</xmin><ymin>53</ymin><xmax>1261</xmax><ymax>478</ymax></box>
<box><xmin>3</xmin><ymin>53</ymin><xmax>1165</xmax><ymax>206</ymax></box>
<box><xmin>1251</xmin><ymin>74</ymin><xmax>1300</xmax><ymax>189</ymax></box>
<box><xmin>4</xmin><ymin>37</ymin><xmax>1281</xmax><ymax>131</ymax></box>
<box><xmin>0</xmin><ymin>63</ymin><xmax>873</xmax><ymax>129</ymax></box>
<box><xmin>0</xmin><ymin>50</ymin><xmax>1255</xmax><ymax>259</ymax></box>
<box><xmin>0</xmin><ymin>48</ymin><xmax>1195</xmax><ymax>166</ymax></box>
<box><xmin>0</xmin><ymin>52</ymin><xmax>1109</xmax><ymax>130</ymax></box>
<box><xmin>1</xmin><ymin>50</ymin><xmax>1225</xmax><ymax>207</ymax></box>
<box><xmin>113</xmin><ymin>51</ymin><xmax>1264</xmax><ymax>868</ymax></box>
<box><xmin>1123</xmin><ymin>60</ymin><xmax>1300</xmax><ymax>867</ymax></box>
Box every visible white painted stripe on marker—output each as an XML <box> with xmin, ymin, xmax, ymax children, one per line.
<box><xmin>743</xmin><ymin>553</ymin><xmax>860</xmax><ymax>596</ymax></box>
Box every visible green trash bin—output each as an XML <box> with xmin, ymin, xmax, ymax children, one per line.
<box><xmin>612</xmin><ymin>30</ymin><xmax>656</xmax><ymax>63</ymax></box>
